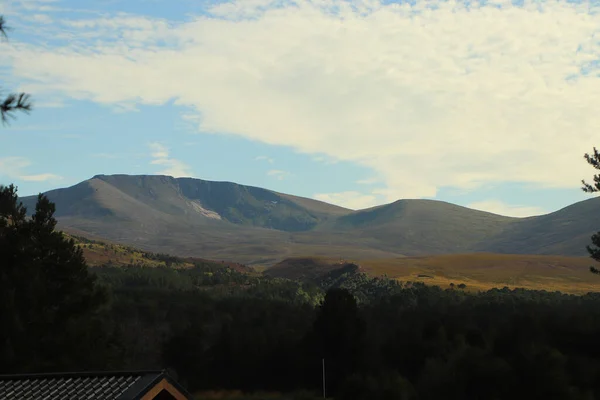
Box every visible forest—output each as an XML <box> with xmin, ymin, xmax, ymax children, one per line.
<box><xmin>96</xmin><ymin>265</ymin><xmax>600</xmax><ymax>400</ymax></box>
<box><xmin>3</xmin><ymin>186</ymin><xmax>600</xmax><ymax>400</ymax></box>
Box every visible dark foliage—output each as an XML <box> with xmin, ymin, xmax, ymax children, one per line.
<box><xmin>0</xmin><ymin>16</ymin><xmax>10</xmax><ymax>39</ymax></box>
<box><xmin>582</xmin><ymin>147</ymin><xmax>600</xmax><ymax>274</ymax></box>
<box><xmin>0</xmin><ymin>16</ymin><xmax>32</xmax><ymax>125</ymax></box>
<box><xmin>0</xmin><ymin>185</ymin><xmax>118</xmax><ymax>373</ymax></box>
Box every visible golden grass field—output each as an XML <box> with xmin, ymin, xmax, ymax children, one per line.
<box><xmin>68</xmin><ymin>234</ymin><xmax>253</xmax><ymax>274</ymax></box>
<box><xmin>64</xmin><ymin>233</ymin><xmax>193</xmax><ymax>268</ymax></box>
<box><xmin>65</xmin><ymin>232</ymin><xmax>600</xmax><ymax>295</ymax></box>
<box><xmin>358</xmin><ymin>253</ymin><xmax>600</xmax><ymax>294</ymax></box>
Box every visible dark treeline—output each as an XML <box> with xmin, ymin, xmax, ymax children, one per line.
<box><xmin>90</xmin><ymin>263</ymin><xmax>600</xmax><ymax>400</ymax></box>
<box><xmin>4</xmin><ymin>186</ymin><xmax>600</xmax><ymax>399</ymax></box>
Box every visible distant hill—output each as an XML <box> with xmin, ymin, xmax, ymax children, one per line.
<box><xmin>21</xmin><ymin>174</ymin><xmax>349</xmax><ymax>231</ymax></box>
<box><xmin>470</xmin><ymin>197</ymin><xmax>600</xmax><ymax>256</ymax></box>
<box><xmin>17</xmin><ymin>174</ymin><xmax>600</xmax><ymax>266</ymax></box>
<box><xmin>322</xmin><ymin>199</ymin><xmax>517</xmax><ymax>255</ymax></box>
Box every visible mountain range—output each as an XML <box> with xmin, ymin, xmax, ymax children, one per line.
<box><xmin>17</xmin><ymin>174</ymin><xmax>600</xmax><ymax>266</ymax></box>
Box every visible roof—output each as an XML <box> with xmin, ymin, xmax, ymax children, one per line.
<box><xmin>0</xmin><ymin>370</ymin><xmax>194</xmax><ymax>400</ymax></box>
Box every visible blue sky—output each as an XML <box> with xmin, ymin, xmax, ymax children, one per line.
<box><xmin>0</xmin><ymin>0</ymin><xmax>598</xmax><ymax>216</ymax></box>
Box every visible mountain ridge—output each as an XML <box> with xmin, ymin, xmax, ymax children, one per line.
<box><xmin>16</xmin><ymin>174</ymin><xmax>600</xmax><ymax>266</ymax></box>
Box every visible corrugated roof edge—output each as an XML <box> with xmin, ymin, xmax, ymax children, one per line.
<box><xmin>0</xmin><ymin>370</ymin><xmax>165</xmax><ymax>380</ymax></box>
<box><xmin>0</xmin><ymin>369</ymin><xmax>195</xmax><ymax>400</ymax></box>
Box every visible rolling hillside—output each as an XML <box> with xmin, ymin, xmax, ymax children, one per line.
<box><xmin>321</xmin><ymin>199</ymin><xmax>518</xmax><ymax>255</ymax></box>
<box><xmin>68</xmin><ymin>230</ymin><xmax>600</xmax><ymax>295</ymax></box>
<box><xmin>66</xmin><ymin>233</ymin><xmax>252</xmax><ymax>273</ymax></box>
<box><xmin>267</xmin><ymin>254</ymin><xmax>600</xmax><ymax>295</ymax></box>
<box><xmin>16</xmin><ymin>174</ymin><xmax>600</xmax><ymax>266</ymax></box>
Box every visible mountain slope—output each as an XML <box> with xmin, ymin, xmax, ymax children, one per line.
<box><xmin>93</xmin><ymin>174</ymin><xmax>350</xmax><ymax>231</ymax></box>
<box><xmin>471</xmin><ymin>196</ymin><xmax>600</xmax><ymax>256</ymax></box>
<box><xmin>18</xmin><ymin>175</ymin><xmax>366</xmax><ymax>265</ymax></box>
<box><xmin>17</xmin><ymin>174</ymin><xmax>600</xmax><ymax>265</ymax></box>
<box><xmin>317</xmin><ymin>199</ymin><xmax>518</xmax><ymax>255</ymax></box>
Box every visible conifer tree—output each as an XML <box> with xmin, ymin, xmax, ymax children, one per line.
<box><xmin>0</xmin><ymin>16</ymin><xmax>32</xmax><ymax>125</ymax></box>
<box><xmin>0</xmin><ymin>185</ymin><xmax>115</xmax><ymax>372</ymax></box>
<box><xmin>582</xmin><ymin>147</ymin><xmax>600</xmax><ymax>274</ymax></box>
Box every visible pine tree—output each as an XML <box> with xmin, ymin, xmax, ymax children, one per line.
<box><xmin>0</xmin><ymin>185</ymin><xmax>116</xmax><ymax>372</ymax></box>
<box><xmin>581</xmin><ymin>147</ymin><xmax>600</xmax><ymax>274</ymax></box>
<box><xmin>0</xmin><ymin>16</ymin><xmax>32</xmax><ymax>125</ymax></box>
<box><xmin>307</xmin><ymin>288</ymin><xmax>367</xmax><ymax>397</ymax></box>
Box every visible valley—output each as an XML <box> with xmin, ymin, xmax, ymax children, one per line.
<box><xmin>67</xmin><ymin>231</ymin><xmax>600</xmax><ymax>295</ymax></box>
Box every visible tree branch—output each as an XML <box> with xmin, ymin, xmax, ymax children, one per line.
<box><xmin>0</xmin><ymin>16</ymin><xmax>11</xmax><ymax>40</ymax></box>
<box><xmin>582</xmin><ymin>148</ymin><xmax>600</xmax><ymax>193</ymax></box>
<box><xmin>0</xmin><ymin>93</ymin><xmax>33</xmax><ymax>125</ymax></box>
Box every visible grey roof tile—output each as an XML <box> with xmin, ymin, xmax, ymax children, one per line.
<box><xmin>0</xmin><ymin>371</ymin><xmax>167</xmax><ymax>400</ymax></box>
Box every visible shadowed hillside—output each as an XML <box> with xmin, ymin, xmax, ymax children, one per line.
<box><xmin>264</xmin><ymin>257</ymin><xmax>360</xmax><ymax>281</ymax></box>
<box><xmin>470</xmin><ymin>196</ymin><xmax>600</xmax><ymax>256</ymax></box>
<box><xmin>320</xmin><ymin>199</ymin><xmax>517</xmax><ymax>255</ymax></box>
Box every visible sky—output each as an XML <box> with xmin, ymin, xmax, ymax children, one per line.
<box><xmin>0</xmin><ymin>0</ymin><xmax>599</xmax><ymax>217</ymax></box>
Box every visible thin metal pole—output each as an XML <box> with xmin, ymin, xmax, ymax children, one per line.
<box><xmin>322</xmin><ymin>358</ymin><xmax>326</xmax><ymax>399</ymax></box>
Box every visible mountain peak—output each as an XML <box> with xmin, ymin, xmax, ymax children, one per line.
<box><xmin>16</xmin><ymin>174</ymin><xmax>599</xmax><ymax>265</ymax></box>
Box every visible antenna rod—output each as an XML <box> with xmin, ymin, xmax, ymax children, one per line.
<box><xmin>322</xmin><ymin>358</ymin><xmax>326</xmax><ymax>399</ymax></box>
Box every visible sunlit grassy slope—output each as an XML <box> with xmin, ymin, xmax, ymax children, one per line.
<box><xmin>267</xmin><ymin>253</ymin><xmax>600</xmax><ymax>295</ymax></box>
<box><xmin>65</xmin><ymin>233</ymin><xmax>252</xmax><ymax>273</ymax></box>
<box><xmin>68</xmin><ymin>228</ymin><xmax>600</xmax><ymax>295</ymax></box>
<box><xmin>65</xmin><ymin>233</ymin><xmax>192</xmax><ymax>267</ymax></box>
<box><xmin>362</xmin><ymin>253</ymin><xmax>600</xmax><ymax>294</ymax></box>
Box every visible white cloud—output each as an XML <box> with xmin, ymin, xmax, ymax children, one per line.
<box><xmin>255</xmin><ymin>155</ymin><xmax>274</xmax><ymax>163</ymax></box>
<box><xmin>149</xmin><ymin>142</ymin><xmax>169</xmax><ymax>159</ymax></box>
<box><xmin>314</xmin><ymin>191</ymin><xmax>378</xmax><ymax>210</ymax></box>
<box><xmin>148</xmin><ymin>142</ymin><xmax>193</xmax><ymax>177</ymax></box>
<box><xmin>35</xmin><ymin>98</ymin><xmax>65</xmax><ymax>108</ymax></box>
<box><xmin>267</xmin><ymin>169</ymin><xmax>289</xmax><ymax>180</ymax></box>
<box><xmin>0</xmin><ymin>156</ymin><xmax>62</xmax><ymax>182</ymax></box>
<box><xmin>312</xmin><ymin>155</ymin><xmax>339</xmax><ymax>165</ymax></box>
<box><xmin>181</xmin><ymin>112</ymin><xmax>201</xmax><ymax>123</ymax></box>
<box><xmin>356</xmin><ymin>177</ymin><xmax>380</xmax><ymax>185</ymax></box>
<box><xmin>19</xmin><ymin>173</ymin><xmax>62</xmax><ymax>181</ymax></box>
<box><xmin>26</xmin><ymin>14</ymin><xmax>53</xmax><ymax>24</ymax></box>
<box><xmin>6</xmin><ymin>0</ymin><xmax>60</xmax><ymax>13</ymax></box>
<box><xmin>0</xmin><ymin>157</ymin><xmax>30</xmax><ymax>175</ymax></box>
<box><xmin>467</xmin><ymin>199</ymin><xmax>547</xmax><ymax>218</ymax></box>
<box><xmin>6</xmin><ymin>0</ymin><xmax>600</xmax><ymax>204</ymax></box>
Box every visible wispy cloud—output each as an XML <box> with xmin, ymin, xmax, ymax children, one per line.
<box><xmin>467</xmin><ymin>199</ymin><xmax>547</xmax><ymax>218</ymax></box>
<box><xmin>19</xmin><ymin>173</ymin><xmax>62</xmax><ymax>181</ymax></box>
<box><xmin>255</xmin><ymin>155</ymin><xmax>274</xmax><ymax>163</ymax></box>
<box><xmin>312</xmin><ymin>155</ymin><xmax>339</xmax><ymax>165</ymax></box>
<box><xmin>267</xmin><ymin>169</ymin><xmax>289</xmax><ymax>180</ymax></box>
<box><xmin>148</xmin><ymin>142</ymin><xmax>193</xmax><ymax>178</ymax></box>
<box><xmin>5</xmin><ymin>0</ymin><xmax>600</xmax><ymax>203</ymax></box>
<box><xmin>314</xmin><ymin>191</ymin><xmax>378</xmax><ymax>210</ymax></box>
<box><xmin>35</xmin><ymin>98</ymin><xmax>65</xmax><ymax>108</ymax></box>
<box><xmin>0</xmin><ymin>156</ymin><xmax>62</xmax><ymax>182</ymax></box>
<box><xmin>356</xmin><ymin>177</ymin><xmax>380</xmax><ymax>185</ymax></box>
<box><xmin>22</xmin><ymin>13</ymin><xmax>53</xmax><ymax>24</ymax></box>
